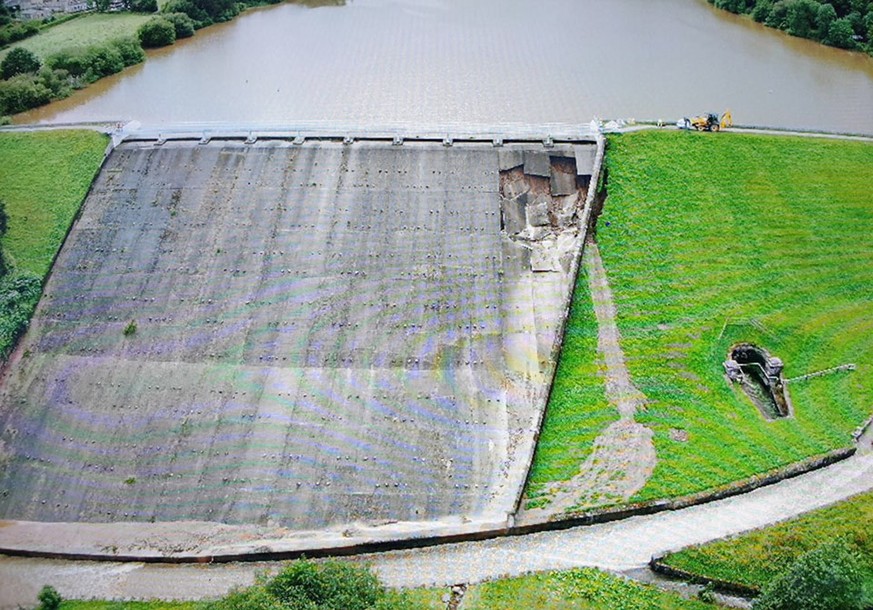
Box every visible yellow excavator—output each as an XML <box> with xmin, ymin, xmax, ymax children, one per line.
<box><xmin>680</xmin><ymin>110</ymin><xmax>733</xmax><ymax>132</ymax></box>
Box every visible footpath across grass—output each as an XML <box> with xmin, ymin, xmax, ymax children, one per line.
<box><xmin>661</xmin><ymin>489</ymin><xmax>873</xmax><ymax>602</ymax></box>
<box><xmin>0</xmin><ymin>14</ymin><xmax>151</xmax><ymax>61</ymax></box>
<box><xmin>594</xmin><ymin>130</ymin><xmax>873</xmax><ymax>503</ymax></box>
<box><xmin>0</xmin><ymin>129</ymin><xmax>107</xmax><ymax>357</ymax></box>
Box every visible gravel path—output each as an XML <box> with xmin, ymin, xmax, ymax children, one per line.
<box><xmin>2</xmin><ymin>449</ymin><xmax>870</xmax><ymax>608</ymax></box>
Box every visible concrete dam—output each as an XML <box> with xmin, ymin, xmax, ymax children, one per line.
<box><xmin>0</xmin><ymin>135</ymin><xmax>600</xmax><ymax>542</ymax></box>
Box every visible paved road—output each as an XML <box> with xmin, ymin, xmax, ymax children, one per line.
<box><xmin>2</xmin><ymin>450</ymin><xmax>870</xmax><ymax>608</ymax></box>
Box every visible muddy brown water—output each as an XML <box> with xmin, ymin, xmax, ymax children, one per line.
<box><xmin>16</xmin><ymin>0</ymin><xmax>873</xmax><ymax>134</ymax></box>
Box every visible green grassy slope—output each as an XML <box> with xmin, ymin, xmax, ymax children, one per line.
<box><xmin>0</xmin><ymin>129</ymin><xmax>107</xmax><ymax>275</ymax></box>
<box><xmin>597</xmin><ymin>130</ymin><xmax>873</xmax><ymax>501</ymax></box>
<box><xmin>661</xmin><ymin>489</ymin><xmax>873</xmax><ymax>599</ymax></box>
<box><xmin>0</xmin><ymin>129</ymin><xmax>107</xmax><ymax>358</ymax></box>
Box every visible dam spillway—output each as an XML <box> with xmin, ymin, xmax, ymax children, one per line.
<box><xmin>0</xmin><ymin>137</ymin><xmax>596</xmax><ymax>533</ymax></box>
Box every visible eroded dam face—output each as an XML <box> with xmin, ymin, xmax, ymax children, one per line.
<box><xmin>0</xmin><ymin>138</ymin><xmax>594</xmax><ymax>532</ymax></box>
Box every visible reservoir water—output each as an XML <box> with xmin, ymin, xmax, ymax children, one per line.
<box><xmin>18</xmin><ymin>0</ymin><xmax>873</xmax><ymax>134</ymax></box>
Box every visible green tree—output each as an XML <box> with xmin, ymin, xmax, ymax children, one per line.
<box><xmin>137</xmin><ymin>17</ymin><xmax>176</xmax><ymax>48</ymax></box>
<box><xmin>787</xmin><ymin>0</ymin><xmax>821</xmax><ymax>38</ymax></box>
<box><xmin>84</xmin><ymin>45</ymin><xmax>125</xmax><ymax>80</ymax></box>
<box><xmin>754</xmin><ymin>543</ymin><xmax>865</xmax><ymax>610</ymax></box>
<box><xmin>36</xmin><ymin>585</ymin><xmax>62</xmax><ymax>610</ymax></box>
<box><xmin>111</xmin><ymin>37</ymin><xmax>147</xmax><ymax>66</ymax></box>
<box><xmin>0</xmin><ymin>73</ymin><xmax>52</xmax><ymax>115</ymax></box>
<box><xmin>817</xmin><ymin>3</ymin><xmax>839</xmax><ymax>38</ymax></box>
<box><xmin>752</xmin><ymin>0</ymin><xmax>775</xmax><ymax>22</ymax></box>
<box><xmin>826</xmin><ymin>16</ymin><xmax>859</xmax><ymax>47</ymax></box>
<box><xmin>266</xmin><ymin>560</ymin><xmax>384</xmax><ymax>610</ymax></box>
<box><xmin>715</xmin><ymin>0</ymin><xmax>750</xmax><ymax>13</ymax></box>
<box><xmin>765</xmin><ymin>0</ymin><xmax>791</xmax><ymax>30</ymax></box>
<box><xmin>1</xmin><ymin>47</ymin><xmax>41</xmax><ymax>80</ymax></box>
<box><xmin>165</xmin><ymin>12</ymin><xmax>195</xmax><ymax>38</ymax></box>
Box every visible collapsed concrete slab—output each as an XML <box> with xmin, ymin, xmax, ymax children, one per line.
<box><xmin>0</xmin><ymin>139</ymin><xmax>588</xmax><ymax>534</ymax></box>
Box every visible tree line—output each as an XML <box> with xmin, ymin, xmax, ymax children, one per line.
<box><xmin>709</xmin><ymin>0</ymin><xmax>873</xmax><ymax>53</ymax></box>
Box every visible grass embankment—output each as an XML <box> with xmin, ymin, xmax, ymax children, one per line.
<box><xmin>0</xmin><ymin>129</ymin><xmax>107</xmax><ymax>357</ymax></box>
<box><xmin>49</xmin><ymin>568</ymin><xmax>711</xmax><ymax>610</ymax></box>
<box><xmin>461</xmin><ymin>568</ymin><xmax>711</xmax><ymax>610</ymax></box>
<box><xmin>0</xmin><ymin>14</ymin><xmax>151</xmax><ymax>62</ymax></box>
<box><xmin>524</xmin><ymin>269</ymin><xmax>615</xmax><ymax>508</ymax></box>
<box><xmin>527</xmin><ymin>130</ymin><xmax>873</xmax><ymax>508</ymax></box>
<box><xmin>602</xmin><ymin>131</ymin><xmax>873</xmax><ymax>502</ymax></box>
<box><xmin>661</xmin><ymin>489</ymin><xmax>873</xmax><ymax>602</ymax></box>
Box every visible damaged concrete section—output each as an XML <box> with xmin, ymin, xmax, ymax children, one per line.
<box><xmin>0</xmin><ymin>139</ymin><xmax>589</xmax><ymax>534</ymax></box>
<box><xmin>499</xmin><ymin>145</ymin><xmax>593</xmax><ymax>275</ymax></box>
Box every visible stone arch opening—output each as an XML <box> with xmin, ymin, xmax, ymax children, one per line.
<box><xmin>724</xmin><ymin>343</ymin><xmax>791</xmax><ymax>420</ymax></box>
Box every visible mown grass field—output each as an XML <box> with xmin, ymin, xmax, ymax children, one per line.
<box><xmin>527</xmin><ymin>130</ymin><xmax>873</xmax><ymax>507</ymax></box>
<box><xmin>661</xmin><ymin>489</ymin><xmax>873</xmax><ymax>602</ymax></box>
<box><xmin>524</xmin><ymin>269</ymin><xmax>615</xmax><ymax>507</ymax></box>
<box><xmin>0</xmin><ymin>13</ymin><xmax>151</xmax><ymax>60</ymax></box>
<box><xmin>0</xmin><ymin>130</ymin><xmax>107</xmax><ymax>275</ymax></box>
<box><xmin>462</xmin><ymin>568</ymin><xmax>711</xmax><ymax>610</ymax></box>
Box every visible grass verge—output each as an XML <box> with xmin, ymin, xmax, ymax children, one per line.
<box><xmin>462</xmin><ymin>567</ymin><xmax>711</xmax><ymax>610</ymax></box>
<box><xmin>0</xmin><ymin>129</ymin><xmax>107</xmax><ymax>357</ymax></box>
<box><xmin>660</xmin><ymin>489</ymin><xmax>873</xmax><ymax>602</ymax></box>
<box><xmin>46</xmin><ymin>569</ymin><xmax>708</xmax><ymax>610</ymax></box>
<box><xmin>594</xmin><ymin>130</ymin><xmax>873</xmax><ymax>503</ymax></box>
<box><xmin>0</xmin><ymin>14</ymin><xmax>152</xmax><ymax>61</ymax></box>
